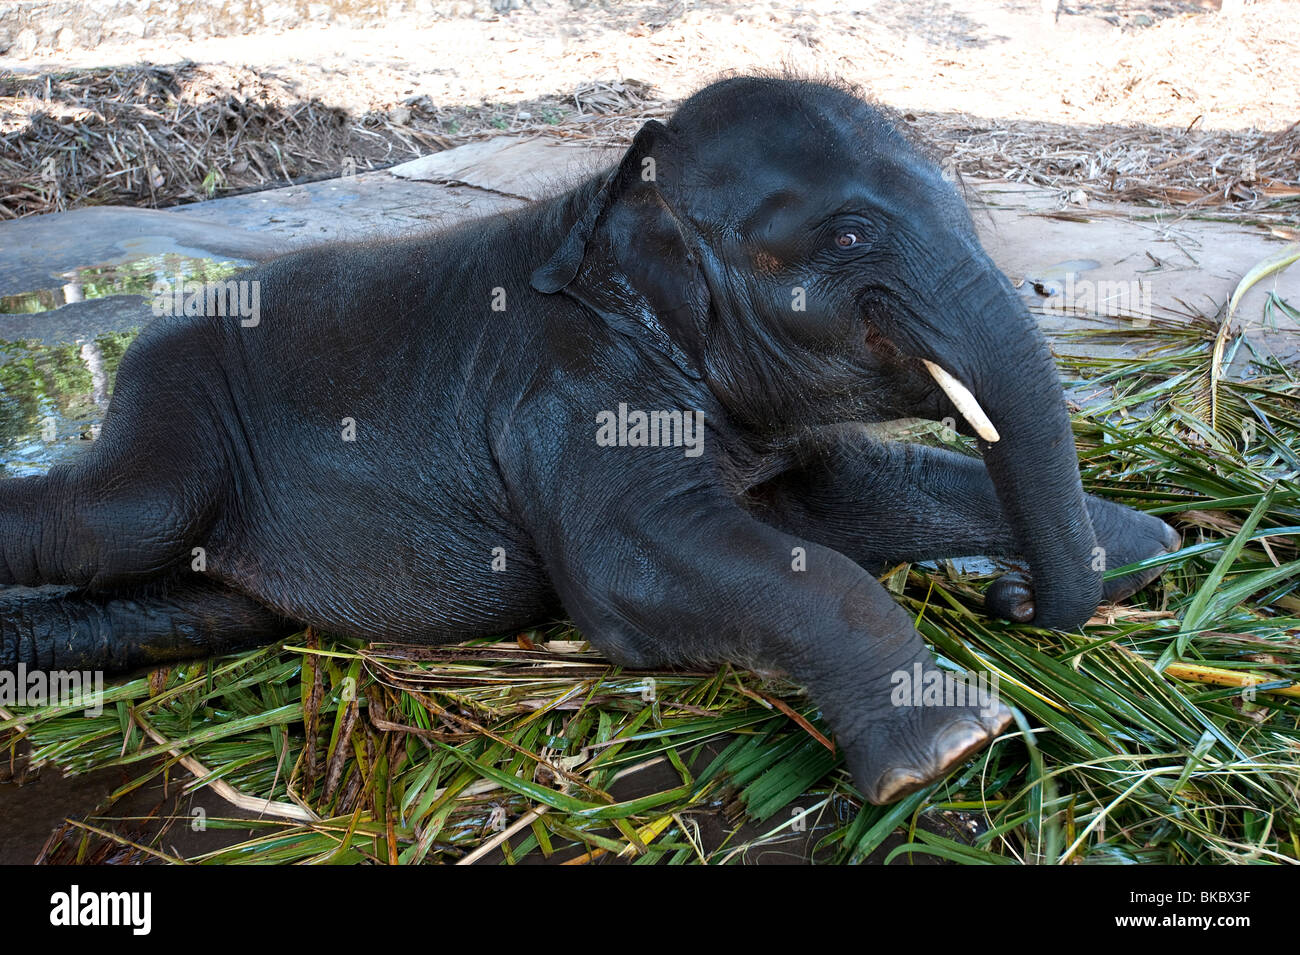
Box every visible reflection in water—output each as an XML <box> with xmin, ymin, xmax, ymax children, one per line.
<box><xmin>0</xmin><ymin>332</ymin><xmax>136</xmax><ymax>476</ymax></box>
<box><xmin>1</xmin><ymin>252</ymin><xmax>245</xmax><ymax>475</ymax></box>
<box><xmin>79</xmin><ymin>341</ymin><xmax>110</xmax><ymax>411</ymax></box>
<box><xmin>0</xmin><ymin>253</ymin><xmax>242</xmax><ymax>315</ymax></box>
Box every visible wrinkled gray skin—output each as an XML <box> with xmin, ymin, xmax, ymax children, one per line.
<box><xmin>0</xmin><ymin>76</ymin><xmax>1180</xmax><ymax>803</ymax></box>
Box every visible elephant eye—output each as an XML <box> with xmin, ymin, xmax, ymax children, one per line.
<box><xmin>835</xmin><ymin>232</ymin><xmax>861</xmax><ymax>249</ymax></box>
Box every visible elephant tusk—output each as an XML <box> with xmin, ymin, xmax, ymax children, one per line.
<box><xmin>922</xmin><ymin>360</ymin><xmax>1000</xmax><ymax>443</ymax></box>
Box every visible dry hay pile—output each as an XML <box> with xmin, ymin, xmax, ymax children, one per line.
<box><xmin>918</xmin><ymin>112</ymin><xmax>1300</xmax><ymax>224</ymax></box>
<box><xmin>0</xmin><ymin>65</ymin><xmax>459</xmax><ymax>218</ymax></box>
<box><xmin>0</xmin><ymin>67</ymin><xmax>674</xmax><ymax>218</ymax></box>
<box><xmin>1</xmin><ymin>63</ymin><xmax>1297</xmax><ymax>226</ymax></box>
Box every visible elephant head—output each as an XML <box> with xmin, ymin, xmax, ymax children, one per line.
<box><xmin>533</xmin><ymin>75</ymin><xmax>1103</xmax><ymax>629</ymax></box>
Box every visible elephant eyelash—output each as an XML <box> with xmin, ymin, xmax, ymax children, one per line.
<box><xmin>825</xmin><ymin>227</ymin><xmax>876</xmax><ymax>256</ymax></box>
<box><xmin>817</xmin><ymin>215</ymin><xmax>876</xmax><ymax>254</ymax></box>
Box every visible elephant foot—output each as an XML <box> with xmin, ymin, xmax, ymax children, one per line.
<box><xmin>1098</xmin><ymin>521</ymin><xmax>1182</xmax><ymax>604</ymax></box>
<box><xmin>848</xmin><ymin>688</ymin><xmax>1014</xmax><ymax>805</ymax></box>
<box><xmin>985</xmin><ymin>520</ymin><xmax>1182</xmax><ymax>623</ymax></box>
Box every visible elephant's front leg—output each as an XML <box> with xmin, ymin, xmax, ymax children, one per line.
<box><xmin>747</xmin><ymin>429</ymin><xmax>1181</xmax><ymax>622</ymax></box>
<box><xmin>527</xmin><ymin>481</ymin><xmax>1011</xmax><ymax>804</ymax></box>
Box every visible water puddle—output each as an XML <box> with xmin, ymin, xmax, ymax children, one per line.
<box><xmin>0</xmin><ymin>253</ymin><xmax>242</xmax><ymax>315</ymax></box>
<box><xmin>0</xmin><ymin>333</ymin><xmax>135</xmax><ymax>476</ymax></box>
<box><xmin>0</xmin><ymin>252</ymin><xmax>246</xmax><ymax>476</ymax></box>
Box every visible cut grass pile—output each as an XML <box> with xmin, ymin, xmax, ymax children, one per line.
<box><xmin>1</xmin><ymin>310</ymin><xmax>1298</xmax><ymax>864</ymax></box>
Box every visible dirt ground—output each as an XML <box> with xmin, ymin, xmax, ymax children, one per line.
<box><xmin>2</xmin><ymin>0</ymin><xmax>1298</xmax><ymax>221</ymax></box>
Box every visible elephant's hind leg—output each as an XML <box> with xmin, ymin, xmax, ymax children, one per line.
<box><xmin>747</xmin><ymin>433</ymin><xmax>1020</xmax><ymax>568</ymax></box>
<box><xmin>0</xmin><ymin>465</ymin><xmax>214</xmax><ymax>590</ymax></box>
<box><xmin>1</xmin><ymin>317</ymin><xmax>238</xmax><ymax>591</ymax></box>
<box><xmin>0</xmin><ymin>579</ymin><xmax>297</xmax><ymax>674</ymax></box>
<box><xmin>749</xmin><ymin>428</ymin><xmax>1181</xmax><ymax>621</ymax></box>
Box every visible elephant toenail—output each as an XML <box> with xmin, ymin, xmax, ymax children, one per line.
<box><xmin>933</xmin><ymin>719</ymin><xmax>990</xmax><ymax>770</ymax></box>
<box><xmin>873</xmin><ymin>767</ymin><xmax>928</xmax><ymax>805</ymax></box>
<box><xmin>984</xmin><ymin>703</ymin><xmax>1014</xmax><ymax>736</ymax></box>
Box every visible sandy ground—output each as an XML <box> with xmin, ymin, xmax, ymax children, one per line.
<box><xmin>8</xmin><ymin>0</ymin><xmax>1298</xmax><ymax>131</ymax></box>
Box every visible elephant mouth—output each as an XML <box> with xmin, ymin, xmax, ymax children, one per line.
<box><xmin>859</xmin><ymin>318</ymin><xmax>999</xmax><ymax>443</ymax></box>
<box><xmin>920</xmin><ymin>360</ymin><xmax>1000</xmax><ymax>444</ymax></box>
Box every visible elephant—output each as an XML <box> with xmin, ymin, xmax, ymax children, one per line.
<box><xmin>0</xmin><ymin>75</ymin><xmax>1181</xmax><ymax>805</ymax></box>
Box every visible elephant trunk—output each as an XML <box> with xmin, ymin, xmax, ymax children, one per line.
<box><xmin>927</xmin><ymin>271</ymin><xmax>1102</xmax><ymax>629</ymax></box>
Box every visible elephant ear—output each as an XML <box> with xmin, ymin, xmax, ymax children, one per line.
<box><xmin>531</xmin><ymin>120</ymin><xmax>708</xmax><ymax>379</ymax></box>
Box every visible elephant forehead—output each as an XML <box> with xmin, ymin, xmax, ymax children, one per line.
<box><xmin>674</xmin><ymin>91</ymin><xmax>917</xmax><ymax>178</ymax></box>
<box><xmin>683</xmin><ymin>133</ymin><xmax>860</xmax><ymax>194</ymax></box>
<box><xmin>681</xmin><ymin>157</ymin><xmax>938</xmax><ymax>236</ymax></box>
<box><xmin>663</xmin><ymin>81</ymin><xmax>971</xmax><ymax>237</ymax></box>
